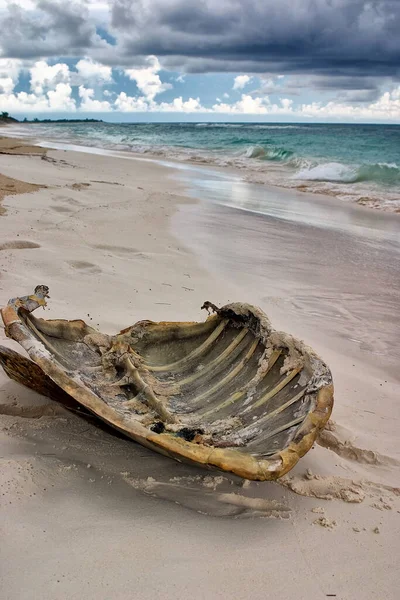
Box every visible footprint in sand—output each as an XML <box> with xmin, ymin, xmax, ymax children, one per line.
<box><xmin>67</xmin><ymin>183</ymin><xmax>91</xmax><ymax>191</ymax></box>
<box><xmin>0</xmin><ymin>241</ymin><xmax>41</xmax><ymax>251</ymax></box>
<box><xmin>93</xmin><ymin>244</ymin><xmax>150</xmax><ymax>260</ymax></box>
<box><xmin>90</xmin><ymin>180</ymin><xmax>124</xmax><ymax>186</ymax></box>
<box><xmin>51</xmin><ymin>205</ymin><xmax>74</xmax><ymax>213</ymax></box>
<box><xmin>68</xmin><ymin>260</ymin><xmax>102</xmax><ymax>274</ymax></box>
<box><xmin>53</xmin><ymin>195</ymin><xmax>82</xmax><ymax>207</ymax></box>
<box><xmin>52</xmin><ymin>196</ymin><xmax>83</xmax><ymax>212</ymax></box>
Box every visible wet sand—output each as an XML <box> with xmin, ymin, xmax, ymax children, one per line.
<box><xmin>0</xmin><ymin>142</ymin><xmax>399</xmax><ymax>600</ymax></box>
<box><xmin>0</xmin><ymin>137</ymin><xmax>46</xmax><ymax>214</ymax></box>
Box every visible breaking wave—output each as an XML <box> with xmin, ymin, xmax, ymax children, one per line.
<box><xmin>243</xmin><ymin>145</ymin><xmax>294</xmax><ymax>161</ymax></box>
<box><xmin>195</xmin><ymin>123</ymin><xmax>242</xmax><ymax>128</ymax></box>
<box><xmin>195</xmin><ymin>123</ymin><xmax>304</xmax><ymax>130</ymax></box>
<box><xmin>293</xmin><ymin>161</ymin><xmax>400</xmax><ymax>186</ymax></box>
<box><xmin>250</xmin><ymin>125</ymin><xmax>304</xmax><ymax>130</ymax></box>
<box><xmin>244</xmin><ymin>145</ymin><xmax>266</xmax><ymax>158</ymax></box>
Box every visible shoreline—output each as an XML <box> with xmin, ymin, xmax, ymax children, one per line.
<box><xmin>2</xmin><ymin>131</ymin><xmax>398</xmax><ymax>251</ymax></box>
<box><xmin>0</xmin><ymin>142</ymin><xmax>399</xmax><ymax>599</ymax></box>
<box><xmin>3</xmin><ymin>124</ymin><xmax>400</xmax><ymax>214</ymax></box>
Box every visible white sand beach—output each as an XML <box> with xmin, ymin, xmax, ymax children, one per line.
<box><xmin>1</xmin><ymin>139</ymin><xmax>399</xmax><ymax>600</ymax></box>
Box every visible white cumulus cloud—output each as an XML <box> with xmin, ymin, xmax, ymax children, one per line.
<box><xmin>114</xmin><ymin>92</ymin><xmax>150</xmax><ymax>112</ymax></box>
<box><xmin>0</xmin><ymin>84</ymin><xmax>76</xmax><ymax>113</ymax></box>
<box><xmin>47</xmin><ymin>83</ymin><xmax>76</xmax><ymax>111</ymax></box>
<box><xmin>0</xmin><ymin>61</ymin><xmax>75</xmax><ymax>112</ymax></box>
<box><xmin>158</xmin><ymin>97</ymin><xmax>205</xmax><ymax>112</ymax></box>
<box><xmin>30</xmin><ymin>61</ymin><xmax>70</xmax><ymax>94</ymax></box>
<box><xmin>299</xmin><ymin>87</ymin><xmax>400</xmax><ymax>120</ymax></box>
<box><xmin>0</xmin><ymin>59</ymin><xmax>22</xmax><ymax>95</ymax></box>
<box><xmin>113</xmin><ymin>92</ymin><xmax>206</xmax><ymax>113</ymax></box>
<box><xmin>212</xmin><ymin>94</ymin><xmax>294</xmax><ymax>114</ymax></box>
<box><xmin>213</xmin><ymin>94</ymin><xmax>270</xmax><ymax>113</ymax></box>
<box><xmin>76</xmin><ymin>58</ymin><xmax>112</xmax><ymax>84</ymax></box>
<box><xmin>79</xmin><ymin>86</ymin><xmax>112</xmax><ymax>111</ymax></box>
<box><xmin>124</xmin><ymin>56</ymin><xmax>172</xmax><ymax>100</ymax></box>
<box><xmin>233</xmin><ymin>75</ymin><xmax>252</xmax><ymax>90</ymax></box>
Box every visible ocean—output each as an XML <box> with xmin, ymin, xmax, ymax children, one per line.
<box><xmin>7</xmin><ymin>121</ymin><xmax>400</xmax><ymax>212</ymax></box>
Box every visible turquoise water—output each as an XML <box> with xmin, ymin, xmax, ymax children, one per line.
<box><xmin>9</xmin><ymin>122</ymin><xmax>400</xmax><ymax>210</ymax></box>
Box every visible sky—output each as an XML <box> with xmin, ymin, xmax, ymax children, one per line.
<box><xmin>0</xmin><ymin>0</ymin><xmax>399</xmax><ymax>122</ymax></box>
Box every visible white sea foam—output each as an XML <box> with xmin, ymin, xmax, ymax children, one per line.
<box><xmin>250</xmin><ymin>124</ymin><xmax>304</xmax><ymax>130</ymax></box>
<box><xmin>293</xmin><ymin>160</ymin><xmax>400</xmax><ymax>186</ymax></box>
<box><xmin>195</xmin><ymin>123</ymin><xmax>242</xmax><ymax>128</ymax></box>
<box><xmin>293</xmin><ymin>162</ymin><xmax>359</xmax><ymax>183</ymax></box>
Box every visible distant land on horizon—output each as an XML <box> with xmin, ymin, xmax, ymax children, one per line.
<box><xmin>0</xmin><ymin>113</ymin><xmax>19</xmax><ymax>124</ymax></box>
<box><xmin>0</xmin><ymin>113</ymin><xmax>103</xmax><ymax>124</ymax></box>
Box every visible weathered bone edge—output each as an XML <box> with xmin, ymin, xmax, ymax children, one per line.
<box><xmin>0</xmin><ymin>287</ymin><xmax>334</xmax><ymax>480</ymax></box>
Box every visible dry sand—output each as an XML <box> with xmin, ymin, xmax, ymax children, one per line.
<box><xmin>0</xmin><ymin>138</ymin><xmax>399</xmax><ymax>600</ymax></box>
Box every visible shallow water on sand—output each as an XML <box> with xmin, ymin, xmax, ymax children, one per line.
<box><xmin>172</xmin><ymin>167</ymin><xmax>400</xmax><ymax>379</ymax></box>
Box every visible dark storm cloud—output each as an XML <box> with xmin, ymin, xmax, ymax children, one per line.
<box><xmin>111</xmin><ymin>0</ymin><xmax>400</xmax><ymax>79</ymax></box>
<box><xmin>310</xmin><ymin>76</ymin><xmax>381</xmax><ymax>92</ymax></box>
<box><xmin>246</xmin><ymin>73</ymin><xmax>387</xmax><ymax>102</ymax></box>
<box><xmin>1</xmin><ymin>0</ymin><xmax>399</xmax><ymax>87</ymax></box>
<box><xmin>336</xmin><ymin>88</ymin><xmax>383</xmax><ymax>102</ymax></box>
<box><xmin>110</xmin><ymin>0</ymin><xmax>138</xmax><ymax>29</ymax></box>
<box><xmin>0</xmin><ymin>0</ymin><xmax>109</xmax><ymax>59</ymax></box>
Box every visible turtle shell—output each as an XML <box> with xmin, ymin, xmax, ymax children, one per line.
<box><xmin>0</xmin><ymin>287</ymin><xmax>333</xmax><ymax>480</ymax></box>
